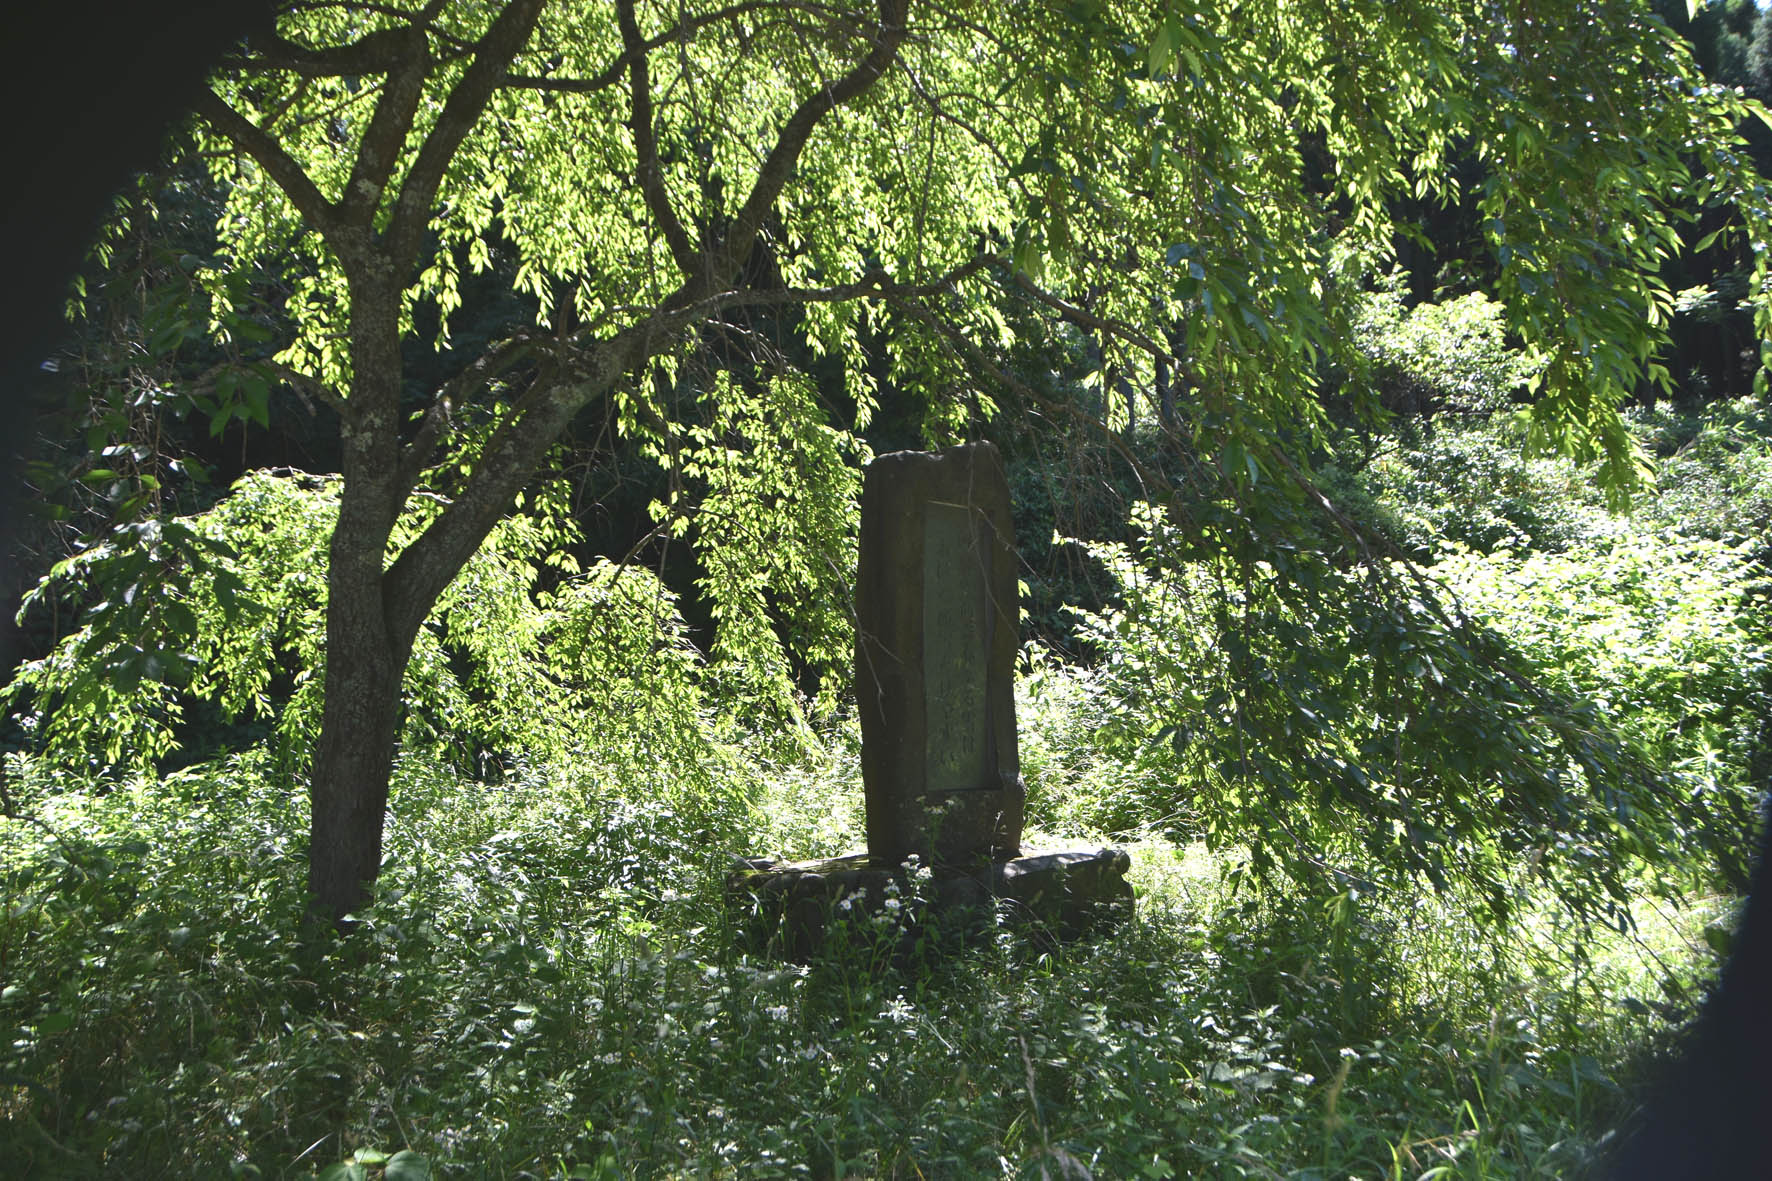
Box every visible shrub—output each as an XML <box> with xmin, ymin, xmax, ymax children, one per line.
<box><xmin>1433</xmin><ymin>529</ymin><xmax>1770</xmax><ymax>808</ymax></box>
<box><xmin>1352</xmin><ymin>277</ymin><xmax>1541</xmax><ymax>419</ymax></box>
<box><xmin>1062</xmin><ymin>495</ymin><xmax>1757</xmax><ymax>924</ymax></box>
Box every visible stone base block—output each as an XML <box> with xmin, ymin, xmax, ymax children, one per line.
<box><xmin>726</xmin><ymin>848</ymin><xmax>1133</xmax><ymax>962</ymax></box>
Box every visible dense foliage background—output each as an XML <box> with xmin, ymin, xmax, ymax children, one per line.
<box><xmin>6</xmin><ymin>0</ymin><xmax>1772</xmax><ymax>1177</ymax></box>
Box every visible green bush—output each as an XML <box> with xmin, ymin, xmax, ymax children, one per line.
<box><xmin>1017</xmin><ymin>644</ymin><xmax>1178</xmax><ymax>842</ymax></box>
<box><xmin>1630</xmin><ymin>395</ymin><xmax>1772</xmax><ymax>543</ymax></box>
<box><xmin>1432</xmin><ymin>529</ymin><xmax>1770</xmax><ymax>806</ymax></box>
<box><xmin>1347</xmin><ymin>424</ymin><xmax>1612</xmax><ymax>557</ymax></box>
<box><xmin>1341</xmin><ymin>392</ymin><xmax>1772</xmax><ymax>560</ymax></box>
<box><xmin>1351</xmin><ymin>278</ymin><xmax>1541</xmax><ymax>419</ymax></box>
<box><xmin>1062</xmin><ymin>493</ymin><xmax>1757</xmax><ymax>923</ymax></box>
<box><xmin>2</xmin><ymin>470</ymin><xmax>723</xmax><ymax>785</ymax></box>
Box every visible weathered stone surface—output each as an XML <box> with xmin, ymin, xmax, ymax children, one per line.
<box><xmin>724</xmin><ymin>443</ymin><xmax>1130</xmax><ymax>962</ymax></box>
<box><xmin>726</xmin><ymin>848</ymin><xmax>1134</xmax><ymax>963</ymax></box>
<box><xmin>856</xmin><ymin>442</ymin><xmax>1024</xmax><ymax>866</ymax></box>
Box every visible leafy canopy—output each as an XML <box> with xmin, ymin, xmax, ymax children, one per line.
<box><xmin>188</xmin><ymin>0</ymin><xmax>1772</xmax><ymax>485</ymax></box>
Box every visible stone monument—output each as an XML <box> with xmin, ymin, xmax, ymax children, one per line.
<box><xmin>728</xmin><ymin>442</ymin><xmax>1131</xmax><ymax>960</ymax></box>
<box><xmin>856</xmin><ymin>443</ymin><xmax>1024</xmax><ymax>866</ymax></box>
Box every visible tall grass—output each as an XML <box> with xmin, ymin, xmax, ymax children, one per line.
<box><xmin>0</xmin><ymin>734</ymin><xmax>1728</xmax><ymax>1179</ymax></box>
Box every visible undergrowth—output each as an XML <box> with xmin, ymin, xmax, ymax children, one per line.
<box><xmin>0</xmin><ymin>744</ymin><xmax>1730</xmax><ymax>1179</ymax></box>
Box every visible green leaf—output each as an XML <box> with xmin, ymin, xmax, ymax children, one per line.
<box><xmin>384</xmin><ymin>1151</ymin><xmax>431</xmax><ymax>1180</ymax></box>
<box><xmin>35</xmin><ymin>1011</ymin><xmax>74</xmax><ymax>1035</ymax></box>
<box><xmin>1147</xmin><ymin>18</ymin><xmax>1178</xmax><ymax>77</ymax></box>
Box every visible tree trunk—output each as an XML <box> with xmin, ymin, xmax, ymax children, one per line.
<box><xmin>307</xmin><ymin>574</ymin><xmax>404</xmax><ymax>918</ymax></box>
<box><xmin>307</xmin><ymin>265</ymin><xmax>411</xmax><ymax>919</ymax></box>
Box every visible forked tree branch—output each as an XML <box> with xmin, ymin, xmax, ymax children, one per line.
<box><xmin>689</xmin><ymin>0</ymin><xmax>911</xmax><ymax>302</ymax></box>
<box><xmin>337</xmin><ymin>25</ymin><xmax>430</xmax><ymax>225</ymax></box>
<box><xmin>502</xmin><ymin>0</ymin><xmax>781</xmax><ymax>97</ymax></box>
<box><xmin>382</xmin><ymin>0</ymin><xmax>916</xmax><ymax>643</ymax></box>
<box><xmin>617</xmin><ymin>0</ymin><xmax>701</xmax><ymax>277</ymax></box>
<box><xmin>193</xmin><ymin>88</ymin><xmax>342</xmax><ymax>244</ymax></box>
<box><xmin>382</xmin><ymin>326</ymin><xmax>648</xmax><ymax>642</ymax></box>
<box><xmin>386</xmin><ymin>0</ymin><xmax>548</xmax><ymax>277</ymax></box>
<box><xmin>383</xmin><ymin>247</ymin><xmax>994</xmax><ymax>645</ymax></box>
